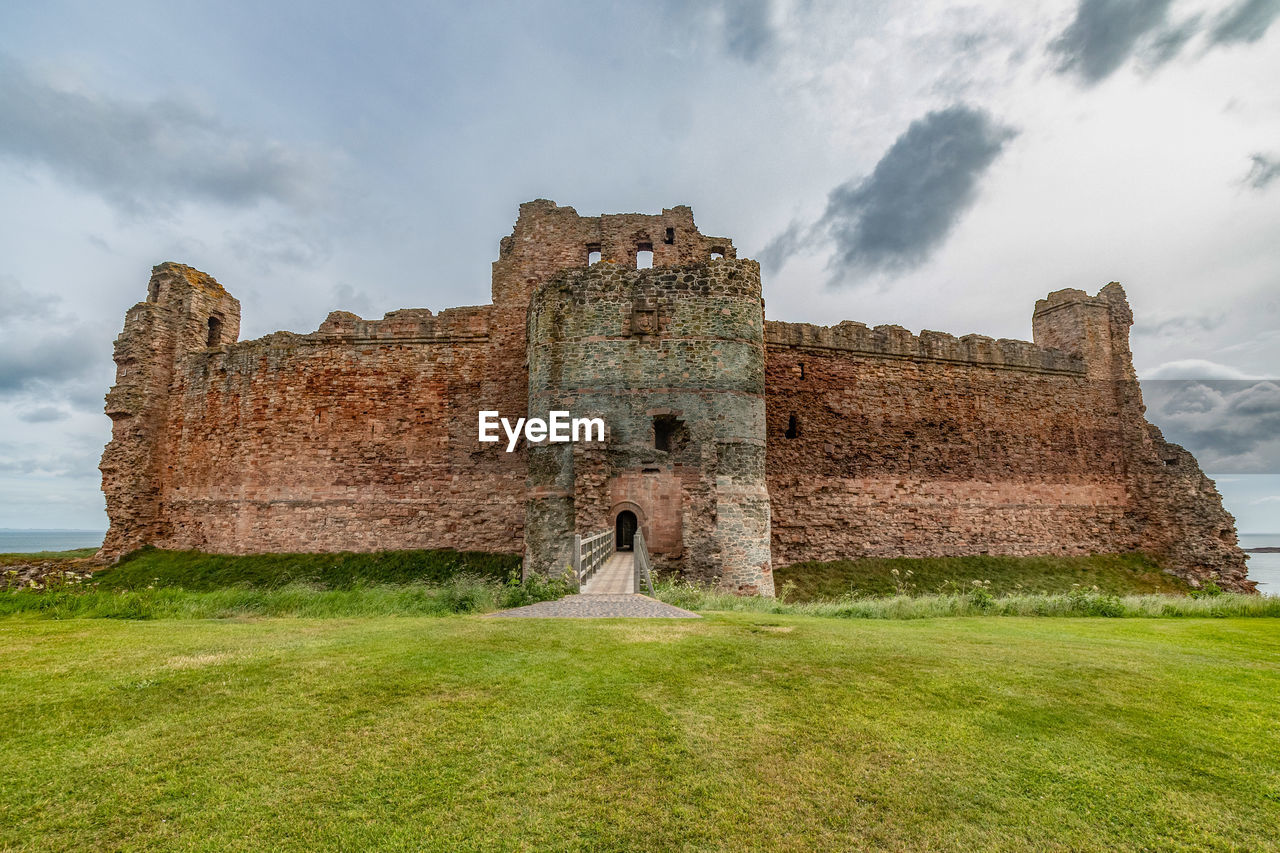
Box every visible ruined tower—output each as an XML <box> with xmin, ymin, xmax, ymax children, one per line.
<box><xmin>100</xmin><ymin>264</ymin><xmax>240</xmax><ymax>557</ymax></box>
<box><xmin>525</xmin><ymin>258</ymin><xmax>773</xmax><ymax>595</ymax></box>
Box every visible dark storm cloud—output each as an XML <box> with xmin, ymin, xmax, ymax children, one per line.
<box><xmin>1208</xmin><ymin>0</ymin><xmax>1280</xmax><ymax>45</ymax></box>
<box><xmin>658</xmin><ymin>0</ymin><xmax>779</xmax><ymax>64</ymax></box>
<box><xmin>722</xmin><ymin>0</ymin><xmax>777</xmax><ymax>63</ymax></box>
<box><xmin>1144</xmin><ymin>380</ymin><xmax>1280</xmax><ymax>473</ymax></box>
<box><xmin>1051</xmin><ymin>0</ymin><xmax>1174</xmax><ymax>83</ymax></box>
<box><xmin>0</xmin><ymin>55</ymin><xmax>325</xmax><ymax>216</ymax></box>
<box><xmin>1053</xmin><ymin>0</ymin><xmax>1280</xmax><ymax>83</ymax></box>
<box><xmin>0</xmin><ymin>330</ymin><xmax>101</xmax><ymax>395</ymax></box>
<box><xmin>0</xmin><ymin>278</ymin><xmax>103</xmax><ymax>397</ymax></box>
<box><xmin>767</xmin><ymin>106</ymin><xmax>1016</xmax><ymax>280</ymax></box>
<box><xmin>1246</xmin><ymin>154</ymin><xmax>1280</xmax><ymax>190</ymax></box>
<box><xmin>1144</xmin><ymin>15</ymin><xmax>1203</xmax><ymax>65</ymax></box>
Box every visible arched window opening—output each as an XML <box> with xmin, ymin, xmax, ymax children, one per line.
<box><xmin>785</xmin><ymin>414</ymin><xmax>799</xmax><ymax>439</ymax></box>
<box><xmin>710</xmin><ymin>245</ymin><xmax>726</xmax><ymax>260</ymax></box>
<box><xmin>207</xmin><ymin>315</ymin><xmax>223</xmax><ymax>347</ymax></box>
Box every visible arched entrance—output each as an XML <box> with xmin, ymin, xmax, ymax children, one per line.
<box><xmin>615</xmin><ymin>510</ymin><xmax>638</xmax><ymax>551</ymax></box>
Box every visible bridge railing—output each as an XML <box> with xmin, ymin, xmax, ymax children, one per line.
<box><xmin>634</xmin><ymin>530</ymin><xmax>654</xmax><ymax>596</ymax></box>
<box><xmin>573</xmin><ymin>528</ymin><xmax>614</xmax><ymax>587</ymax></box>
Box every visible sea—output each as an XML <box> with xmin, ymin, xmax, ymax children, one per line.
<box><xmin>0</xmin><ymin>529</ymin><xmax>105</xmax><ymax>554</ymax></box>
<box><xmin>1241</xmin><ymin>534</ymin><xmax>1280</xmax><ymax>597</ymax></box>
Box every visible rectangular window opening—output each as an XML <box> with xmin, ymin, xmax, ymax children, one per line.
<box><xmin>653</xmin><ymin>414</ymin><xmax>686</xmax><ymax>452</ymax></box>
<box><xmin>207</xmin><ymin>315</ymin><xmax>224</xmax><ymax>347</ymax></box>
<box><xmin>663</xmin><ymin>227</ymin><xmax>675</xmax><ymax>245</ymax></box>
<box><xmin>587</xmin><ymin>244</ymin><xmax>602</xmax><ymax>265</ymax></box>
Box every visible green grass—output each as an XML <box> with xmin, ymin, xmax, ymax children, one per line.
<box><xmin>1</xmin><ymin>614</ymin><xmax>1277</xmax><ymax>851</ymax></box>
<box><xmin>91</xmin><ymin>547</ymin><xmax>522</xmax><ymax>590</ymax></box>
<box><xmin>0</xmin><ymin>548</ymin><xmax>97</xmax><ymax>566</ymax></box>
<box><xmin>774</xmin><ymin>552</ymin><xmax>1192</xmax><ymax>600</ymax></box>
<box><xmin>2</xmin><ymin>547</ymin><xmax>1274</xmax><ymax>621</ymax></box>
<box><xmin>3</xmin><ymin>583</ymin><xmax>1276</xmax><ymax>621</ymax></box>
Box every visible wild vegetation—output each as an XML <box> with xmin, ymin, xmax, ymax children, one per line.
<box><xmin>1</xmin><ymin>549</ymin><xmax>1273</xmax><ymax>621</ymax></box>
<box><xmin>772</xmin><ymin>552</ymin><xmax>1192</xmax><ymax>599</ymax></box>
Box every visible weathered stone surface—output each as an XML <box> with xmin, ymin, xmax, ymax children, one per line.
<box><xmin>526</xmin><ymin>259</ymin><xmax>773</xmax><ymax>594</ymax></box>
<box><xmin>98</xmin><ymin>201</ymin><xmax>1253</xmax><ymax>594</ymax></box>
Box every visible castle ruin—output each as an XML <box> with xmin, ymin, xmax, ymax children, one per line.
<box><xmin>99</xmin><ymin>200</ymin><xmax>1253</xmax><ymax>594</ymax></box>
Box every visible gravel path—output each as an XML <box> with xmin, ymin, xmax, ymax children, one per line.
<box><xmin>486</xmin><ymin>593</ymin><xmax>700</xmax><ymax>619</ymax></box>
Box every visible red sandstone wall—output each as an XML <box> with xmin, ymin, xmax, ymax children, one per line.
<box><xmin>100</xmin><ymin>208</ymin><xmax>1249</xmax><ymax>593</ymax></box>
<box><xmin>763</xmin><ymin>285</ymin><xmax>1251</xmax><ymax>591</ymax></box>
<box><xmin>151</xmin><ymin>306</ymin><xmax>527</xmax><ymax>555</ymax></box>
<box><xmin>764</xmin><ymin>326</ymin><xmax>1137</xmax><ymax>564</ymax></box>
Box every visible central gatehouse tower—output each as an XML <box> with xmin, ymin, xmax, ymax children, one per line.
<box><xmin>514</xmin><ymin>204</ymin><xmax>774</xmax><ymax>595</ymax></box>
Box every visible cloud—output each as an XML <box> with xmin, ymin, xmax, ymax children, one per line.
<box><xmin>1052</xmin><ymin>0</ymin><xmax>1280</xmax><ymax>83</ymax></box>
<box><xmin>1051</xmin><ymin>0</ymin><xmax>1174</xmax><ymax>84</ymax></box>
<box><xmin>1144</xmin><ymin>380</ymin><xmax>1280</xmax><ymax>473</ymax></box>
<box><xmin>0</xmin><ymin>329</ymin><xmax>102</xmax><ymax>396</ymax></box>
<box><xmin>225</xmin><ymin>222</ymin><xmax>332</xmax><ymax>274</ymax></box>
<box><xmin>659</xmin><ymin>0</ymin><xmax>779</xmax><ymax>64</ymax></box>
<box><xmin>1246</xmin><ymin>154</ymin><xmax>1280</xmax><ymax>190</ymax></box>
<box><xmin>17</xmin><ymin>406</ymin><xmax>70</xmax><ymax>424</ymax></box>
<box><xmin>0</xmin><ymin>441</ymin><xmax>103</xmax><ymax>479</ymax></box>
<box><xmin>0</xmin><ymin>54</ymin><xmax>327</xmax><ymax>216</ymax></box>
<box><xmin>1143</xmin><ymin>15</ymin><xmax>1203</xmax><ymax>66</ymax></box>
<box><xmin>331</xmin><ymin>284</ymin><xmax>375</xmax><ymax>319</ymax></box>
<box><xmin>1142</xmin><ymin>359</ymin><xmax>1261</xmax><ymax>380</ymax></box>
<box><xmin>1132</xmin><ymin>313</ymin><xmax>1223</xmax><ymax>340</ymax></box>
<box><xmin>0</xmin><ymin>275</ymin><xmax>59</xmax><ymax>320</ymax></box>
<box><xmin>1208</xmin><ymin>0</ymin><xmax>1280</xmax><ymax>46</ymax></box>
<box><xmin>721</xmin><ymin>0</ymin><xmax>777</xmax><ymax>63</ymax></box>
<box><xmin>0</xmin><ymin>277</ymin><xmax>105</xmax><ymax>398</ymax></box>
<box><xmin>768</xmin><ymin>105</ymin><xmax>1016</xmax><ymax>280</ymax></box>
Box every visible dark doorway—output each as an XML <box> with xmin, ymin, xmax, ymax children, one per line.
<box><xmin>616</xmin><ymin>510</ymin><xmax>637</xmax><ymax>552</ymax></box>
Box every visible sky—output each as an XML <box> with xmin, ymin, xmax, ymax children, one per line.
<box><xmin>0</xmin><ymin>0</ymin><xmax>1277</xmax><ymax>534</ymax></box>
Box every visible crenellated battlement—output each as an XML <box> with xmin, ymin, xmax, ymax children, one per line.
<box><xmin>765</xmin><ymin>320</ymin><xmax>1085</xmax><ymax>375</ymax></box>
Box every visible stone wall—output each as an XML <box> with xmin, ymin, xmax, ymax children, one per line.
<box><xmin>525</xmin><ymin>259</ymin><xmax>772</xmax><ymax>594</ymax></box>
<box><xmin>101</xmin><ymin>280</ymin><xmax>527</xmax><ymax>557</ymax></box>
<box><xmin>764</xmin><ymin>283</ymin><xmax>1251</xmax><ymax>591</ymax></box>
<box><xmin>99</xmin><ymin>201</ymin><xmax>1250</xmax><ymax>593</ymax></box>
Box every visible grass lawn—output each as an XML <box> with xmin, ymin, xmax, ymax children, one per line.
<box><xmin>2</xmin><ymin>613</ymin><xmax>1278</xmax><ymax>851</ymax></box>
<box><xmin>0</xmin><ymin>548</ymin><xmax>97</xmax><ymax>566</ymax></box>
<box><xmin>774</xmin><ymin>552</ymin><xmax>1192</xmax><ymax>600</ymax></box>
